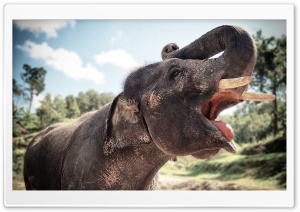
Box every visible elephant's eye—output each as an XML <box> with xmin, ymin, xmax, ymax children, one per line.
<box><xmin>170</xmin><ymin>68</ymin><xmax>182</xmax><ymax>80</ymax></box>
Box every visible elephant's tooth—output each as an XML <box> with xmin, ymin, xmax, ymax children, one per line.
<box><xmin>241</xmin><ymin>91</ymin><xmax>276</xmax><ymax>101</ymax></box>
<box><xmin>219</xmin><ymin>76</ymin><xmax>252</xmax><ymax>90</ymax></box>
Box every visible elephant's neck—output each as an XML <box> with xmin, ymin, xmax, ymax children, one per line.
<box><xmin>104</xmin><ymin>142</ymin><xmax>171</xmax><ymax>190</ymax></box>
<box><xmin>103</xmin><ymin>95</ymin><xmax>172</xmax><ymax>189</ymax></box>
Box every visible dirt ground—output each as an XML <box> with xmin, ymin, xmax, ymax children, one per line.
<box><xmin>156</xmin><ymin>174</ymin><xmax>253</xmax><ymax>190</ymax></box>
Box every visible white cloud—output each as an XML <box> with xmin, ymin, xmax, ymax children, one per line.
<box><xmin>94</xmin><ymin>49</ymin><xmax>143</xmax><ymax>70</ymax></box>
<box><xmin>110</xmin><ymin>30</ymin><xmax>129</xmax><ymax>44</ymax></box>
<box><xmin>16</xmin><ymin>40</ymin><xmax>104</xmax><ymax>84</ymax></box>
<box><xmin>14</xmin><ymin>20</ymin><xmax>76</xmax><ymax>38</ymax></box>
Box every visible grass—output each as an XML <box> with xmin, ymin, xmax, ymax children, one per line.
<box><xmin>13</xmin><ymin>132</ymin><xmax>40</xmax><ymax>177</ymax></box>
<box><xmin>159</xmin><ymin>136</ymin><xmax>286</xmax><ymax>190</ymax></box>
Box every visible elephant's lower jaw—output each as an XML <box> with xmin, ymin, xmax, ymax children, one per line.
<box><xmin>191</xmin><ymin>149</ymin><xmax>221</xmax><ymax>160</ymax></box>
<box><xmin>191</xmin><ymin>140</ymin><xmax>236</xmax><ymax>160</ymax></box>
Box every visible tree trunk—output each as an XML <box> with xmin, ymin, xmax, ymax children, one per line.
<box><xmin>272</xmin><ymin>80</ymin><xmax>278</xmax><ymax>136</ymax></box>
<box><xmin>28</xmin><ymin>89</ymin><xmax>33</xmax><ymax>113</ymax></box>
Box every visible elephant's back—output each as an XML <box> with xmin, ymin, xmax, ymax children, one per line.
<box><xmin>24</xmin><ymin>102</ymin><xmax>113</xmax><ymax>189</ymax></box>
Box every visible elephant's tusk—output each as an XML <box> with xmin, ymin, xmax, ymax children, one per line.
<box><xmin>219</xmin><ymin>76</ymin><xmax>253</xmax><ymax>90</ymax></box>
<box><xmin>241</xmin><ymin>91</ymin><xmax>276</xmax><ymax>101</ymax></box>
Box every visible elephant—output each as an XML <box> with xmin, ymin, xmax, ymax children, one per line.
<box><xmin>23</xmin><ymin>25</ymin><xmax>274</xmax><ymax>190</ymax></box>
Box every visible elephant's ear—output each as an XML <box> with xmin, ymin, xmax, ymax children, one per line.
<box><xmin>104</xmin><ymin>93</ymin><xmax>152</xmax><ymax>154</ymax></box>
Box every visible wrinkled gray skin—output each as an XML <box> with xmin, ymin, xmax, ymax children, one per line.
<box><xmin>24</xmin><ymin>25</ymin><xmax>256</xmax><ymax>190</ymax></box>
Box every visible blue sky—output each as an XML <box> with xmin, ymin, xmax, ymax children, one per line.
<box><xmin>13</xmin><ymin>20</ymin><xmax>286</xmax><ymax>113</ymax></box>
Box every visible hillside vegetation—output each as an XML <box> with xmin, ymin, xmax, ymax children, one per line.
<box><xmin>158</xmin><ymin>135</ymin><xmax>286</xmax><ymax>190</ymax></box>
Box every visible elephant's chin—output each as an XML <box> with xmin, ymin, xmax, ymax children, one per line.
<box><xmin>191</xmin><ymin>149</ymin><xmax>221</xmax><ymax>160</ymax></box>
<box><xmin>192</xmin><ymin>140</ymin><xmax>237</xmax><ymax>160</ymax></box>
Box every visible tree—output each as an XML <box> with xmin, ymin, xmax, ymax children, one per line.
<box><xmin>65</xmin><ymin>95</ymin><xmax>80</xmax><ymax>118</ymax></box>
<box><xmin>13</xmin><ymin>79</ymin><xmax>27</xmax><ymax>136</ymax></box>
<box><xmin>13</xmin><ymin>79</ymin><xmax>25</xmax><ymax>100</ymax></box>
<box><xmin>76</xmin><ymin>90</ymin><xmax>114</xmax><ymax>114</ymax></box>
<box><xmin>76</xmin><ymin>91</ymin><xmax>90</xmax><ymax>114</ymax></box>
<box><xmin>99</xmin><ymin>92</ymin><xmax>115</xmax><ymax>106</ymax></box>
<box><xmin>221</xmin><ymin>102</ymin><xmax>273</xmax><ymax>143</ymax></box>
<box><xmin>53</xmin><ymin>95</ymin><xmax>67</xmax><ymax>119</ymax></box>
<box><xmin>13</xmin><ymin>79</ymin><xmax>25</xmax><ymax>119</ymax></box>
<box><xmin>21</xmin><ymin>64</ymin><xmax>47</xmax><ymax>113</ymax></box>
<box><xmin>36</xmin><ymin>93</ymin><xmax>54</xmax><ymax>128</ymax></box>
<box><xmin>252</xmin><ymin>30</ymin><xmax>286</xmax><ymax>136</ymax></box>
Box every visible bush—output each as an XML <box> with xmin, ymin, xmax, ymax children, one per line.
<box><xmin>241</xmin><ymin>136</ymin><xmax>286</xmax><ymax>155</ymax></box>
<box><xmin>13</xmin><ymin>148</ymin><xmax>26</xmax><ymax>176</ymax></box>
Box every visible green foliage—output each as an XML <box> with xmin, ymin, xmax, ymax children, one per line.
<box><xmin>13</xmin><ymin>79</ymin><xmax>28</xmax><ymax>136</ymax></box>
<box><xmin>13</xmin><ymin>122</ymin><xmax>23</xmax><ymax>137</ymax></box>
<box><xmin>13</xmin><ymin>79</ymin><xmax>27</xmax><ymax>103</ymax></box>
<box><xmin>252</xmin><ymin>30</ymin><xmax>286</xmax><ymax>93</ymax></box>
<box><xmin>76</xmin><ymin>91</ymin><xmax>89</xmax><ymax>113</ymax></box>
<box><xmin>241</xmin><ymin>135</ymin><xmax>286</xmax><ymax>155</ymax></box>
<box><xmin>21</xmin><ymin>64</ymin><xmax>47</xmax><ymax>112</ymax></box>
<box><xmin>220</xmin><ymin>102</ymin><xmax>274</xmax><ymax>143</ymax></box>
<box><xmin>252</xmin><ymin>31</ymin><xmax>286</xmax><ymax>135</ymax></box>
<box><xmin>13</xmin><ymin>103</ymin><xmax>24</xmax><ymax>136</ymax></box>
<box><xmin>13</xmin><ymin>132</ymin><xmax>38</xmax><ymax>177</ymax></box>
<box><xmin>34</xmin><ymin>90</ymin><xmax>114</xmax><ymax>129</ymax></box>
<box><xmin>13</xmin><ymin>79</ymin><xmax>23</xmax><ymax>96</ymax></box>
<box><xmin>36</xmin><ymin>93</ymin><xmax>67</xmax><ymax>128</ymax></box>
<box><xmin>13</xmin><ymin>103</ymin><xmax>40</xmax><ymax>136</ymax></box>
<box><xmin>65</xmin><ymin>95</ymin><xmax>80</xmax><ymax>118</ymax></box>
<box><xmin>76</xmin><ymin>90</ymin><xmax>114</xmax><ymax>114</ymax></box>
<box><xmin>36</xmin><ymin>93</ymin><xmax>56</xmax><ymax>128</ymax></box>
<box><xmin>13</xmin><ymin>148</ymin><xmax>26</xmax><ymax>177</ymax></box>
<box><xmin>53</xmin><ymin>95</ymin><xmax>67</xmax><ymax>119</ymax></box>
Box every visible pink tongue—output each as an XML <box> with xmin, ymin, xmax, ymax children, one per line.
<box><xmin>211</xmin><ymin>120</ymin><xmax>234</xmax><ymax>141</ymax></box>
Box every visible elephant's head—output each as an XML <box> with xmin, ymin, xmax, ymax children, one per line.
<box><xmin>105</xmin><ymin>25</ymin><xmax>274</xmax><ymax>160</ymax></box>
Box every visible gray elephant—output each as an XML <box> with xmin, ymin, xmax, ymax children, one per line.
<box><xmin>23</xmin><ymin>25</ymin><xmax>274</xmax><ymax>190</ymax></box>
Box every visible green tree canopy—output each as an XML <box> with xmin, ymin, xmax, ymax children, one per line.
<box><xmin>36</xmin><ymin>93</ymin><xmax>54</xmax><ymax>128</ymax></box>
<box><xmin>76</xmin><ymin>90</ymin><xmax>114</xmax><ymax>114</ymax></box>
<box><xmin>53</xmin><ymin>95</ymin><xmax>67</xmax><ymax>118</ymax></box>
<box><xmin>21</xmin><ymin>64</ymin><xmax>47</xmax><ymax>113</ymax></box>
<box><xmin>221</xmin><ymin>102</ymin><xmax>272</xmax><ymax>143</ymax></box>
<box><xmin>252</xmin><ymin>30</ymin><xmax>286</xmax><ymax>135</ymax></box>
<box><xmin>65</xmin><ymin>95</ymin><xmax>80</xmax><ymax>118</ymax></box>
<box><xmin>13</xmin><ymin>79</ymin><xmax>24</xmax><ymax>97</ymax></box>
<box><xmin>53</xmin><ymin>95</ymin><xmax>67</xmax><ymax>120</ymax></box>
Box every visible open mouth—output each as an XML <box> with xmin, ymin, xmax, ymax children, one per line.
<box><xmin>194</xmin><ymin>76</ymin><xmax>275</xmax><ymax>158</ymax></box>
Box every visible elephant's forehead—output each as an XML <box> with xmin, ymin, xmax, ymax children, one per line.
<box><xmin>159</xmin><ymin>58</ymin><xmax>181</xmax><ymax>68</ymax></box>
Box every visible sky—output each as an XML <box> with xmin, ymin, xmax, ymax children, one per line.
<box><xmin>13</xmin><ymin>20</ymin><xmax>286</xmax><ymax>113</ymax></box>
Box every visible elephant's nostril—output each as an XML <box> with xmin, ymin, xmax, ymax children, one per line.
<box><xmin>172</xmin><ymin>45</ymin><xmax>178</xmax><ymax>51</ymax></box>
<box><xmin>165</xmin><ymin>44</ymin><xmax>179</xmax><ymax>53</ymax></box>
<box><xmin>161</xmin><ymin>43</ymin><xmax>179</xmax><ymax>59</ymax></box>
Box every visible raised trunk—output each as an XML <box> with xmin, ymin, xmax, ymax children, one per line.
<box><xmin>162</xmin><ymin>25</ymin><xmax>256</xmax><ymax>80</ymax></box>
